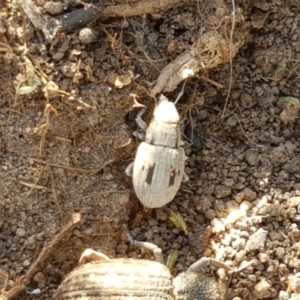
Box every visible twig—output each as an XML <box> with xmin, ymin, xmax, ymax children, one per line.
<box><xmin>0</xmin><ymin>213</ymin><xmax>81</xmax><ymax>300</ymax></box>
<box><xmin>201</xmin><ymin>76</ymin><xmax>224</xmax><ymax>89</ymax></box>
<box><xmin>221</xmin><ymin>0</ymin><xmax>236</xmax><ymax>119</ymax></box>
<box><xmin>46</xmin><ymin>0</ymin><xmax>184</xmax><ymax>34</ymax></box>
<box><xmin>17</xmin><ymin>181</ymin><xmax>46</xmax><ymax>190</ymax></box>
<box><xmin>49</xmin><ymin>168</ymin><xmax>64</xmax><ymax>220</ymax></box>
<box><xmin>101</xmin><ymin>0</ymin><xmax>182</xmax><ymax>19</ymax></box>
<box><xmin>39</xmin><ymin>103</ymin><xmax>58</xmax><ymax>157</ymax></box>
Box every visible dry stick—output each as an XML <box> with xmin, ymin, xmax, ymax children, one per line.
<box><xmin>201</xmin><ymin>76</ymin><xmax>224</xmax><ymax>89</ymax></box>
<box><xmin>101</xmin><ymin>0</ymin><xmax>183</xmax><ymax>19</ymax></box>
<box><xmin>20</xmin><ymin>0</ymin><xmax>185</xmax><ymax>37</ymax></box>
<box><xmin>0</xmin><ymin>269</ymin><xmax>8</xmax><ymax>293</ymax></box>
<box><xmin>221</xmin><ymin>0</ymin><xmax>236</xmax><ymax>119</ymax></box>
<box><xmin>231</xmin><ymin>111</ymin><xmax>257</xmax><ymax>145</ymax></box>
<box><xmin>0</xmin><ymin>213</ymin><xmax>81</xmax><ymax>300</ymax></box>
<box><xmin>49</xmin><ymin>0</ymin><xmax>185</xmax><ymax>33</ymax></box>
<box><xmin>39</xmin><ymin>104</ymin><xmax>58</xmax><ymax>157</ymax></box>
<box><xmin>16</xmin><ymin>181</ymin><xmax>46</xmax><ymax>190</ymax></box>
<box><xmin>49</xmin><ymin>167</ymin><xmax>64</xmax><ymax>220</ymax></box>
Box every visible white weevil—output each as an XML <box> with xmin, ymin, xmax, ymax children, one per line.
<box><xmin>125</xmin><ymin>95</ymin><xmax>188</xmax><ymax>208</ymax></box>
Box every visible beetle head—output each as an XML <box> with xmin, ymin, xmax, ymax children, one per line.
<box><xmin>154</xmin><ymin>95</ymin><xmax>179</xmax><ymax>124</ymax></box>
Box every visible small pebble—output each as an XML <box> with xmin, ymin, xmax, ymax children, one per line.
<box><xmin>33</xmin><ymin>272</ymin><xmax>46</xmax><ymax>288</ymax></box>
<box><xmin>44</xmin><ymin>1</ymin><xmax>65</xmax><ymax>15</ymax></box>
<box><xmin>244</xmin><ymin>150</ymin><xmax>259</xmax><ymax>166</ymax></box>
<box><xmin>242</xmin><ymin>188</ymin><xmax>257</xmax><ymax>202</ymax></box>
<box><xmin>16</xmin><ymin>228</ymin><xmax>26</xmax><ymax>237</ymax></box>
<box><xmin>269</xmin><ymin>231</ymin><xmax>284</xmax><ymax>241</ymax></box>
<box><xmin>23</xmin><ymin>259</ymin><xmax>30</xmax><ymax>267</ymax></box>
<box><xmin>245</xmin><ymin>228</ymin><xmax>268</xmax><ymax>252</ymax></box>
<box><xmin>205</xmin><ymin>209</ymin><xmax>216</xmax><ymax>219</ymax></box>
<box><xmin>254</xmin><ymin>279</ymin><xmax>273</xmax><ymax>299</ymax></box>
<box><xmin>288</xmin><ymin>273</ymin><xmax>300</xmax><ymax>293</ymax></box>
<box><xmin>79</xmin><ymin>28</ymin><xmax>96</xmax><ymax>44</ymax></box>
<box><xmin>287</xmin><ymin>197</ymin><xmax>300</xmax><ymax>207</ymax></box>
<box><xmin>278</xmin><ymin>291</ymin><xmax>289</xmax><ymax>300</ymax></box>
<box><xmin>282</xmin><ymin>162</ymin><xmax>299</xmax><ymax>174</ymax></box>
<box><xmin>214</xmin><ymin>185</ymin><xmax>232</xmax><ymax>198</ymax></box>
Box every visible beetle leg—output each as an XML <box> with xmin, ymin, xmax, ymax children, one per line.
<box><xmin>122</xmin><ymin>223</ymin><xmax>164</xmax><ymax>264</ymax></box>
<box><xmin>125</xmin><ymin>162</ymin><xmax>134</xmax><ymax>177</ymax></box>
<box><xmin>228</xmin><ymin>261</ymin><xmax>252</xmax><ymax>275</ymax></box>
<box><xmin>130</xmin><ymin>206</ymin><xmax>152</xmax><ymax>229</ymax></box>
<box><xmin>78</xmin><ymin>248</ymin><xmax>110</xmax><ymax>265</ymax></box>
<box><xmin>135</xmin><ymin>107</ymin><xmax>148</xmax><ymax>131</ymax></box>
<box><xmin>183</xmin><ymin>171</ymin><xmax>189</xmax><ymax>182</ymax></box>
<box><xmin>187</xmin><ymin>256</ymin><xmax>252</xmax><ymax>275</ymax></box>
<box><xmin>187</xmin><ymin>257</ymin><xmax>232</xmax><ymax>273</ymax></box>
<box><xmin>182</xmin><ymin>153</ymin><xmax>189</xmax><ymax>182</ymax></box>
<box><xmin>133</xmin><ymin>129</ymin><xmax>145</xmax><ymax>141</ymax></box>
<box><xmin>174</xmin><ymin>79</ymin><xmax>187</xmax><ymax>105</ymax></box>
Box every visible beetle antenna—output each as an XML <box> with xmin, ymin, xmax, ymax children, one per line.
<box><xmin>174</xmin><ymin>79</ymin><xmax>187</xmax><ymax>105</ymax></box>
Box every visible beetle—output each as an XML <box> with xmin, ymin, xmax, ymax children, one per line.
<box><xmin>125</xmin><ymin>95</ymin><xmax>188</xmax><ymax>209</ymax></box>
<box><xmin>54</xmin><ymin>225</ymin><xmax>235</xmax><ymax>300</ymax></box>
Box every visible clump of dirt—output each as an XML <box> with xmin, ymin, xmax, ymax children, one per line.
<box><xmin>1</xmin><ymin>0</ymin><xmax>300</xmax><ymax>299</ymax></box>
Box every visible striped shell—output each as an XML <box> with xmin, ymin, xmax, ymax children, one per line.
<box><xmin>54</xmin><ymin>259</ymin><xmax>174</xmax><ymax>300</ymax></box>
